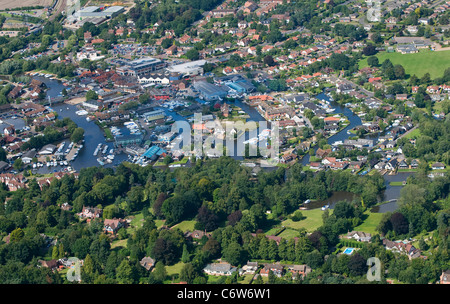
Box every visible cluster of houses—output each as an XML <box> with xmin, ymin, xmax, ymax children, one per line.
<box><xmin>203</xmin><ymin>261</ymin><xmax>312</xmax><ymax>280</ymax></box>
<box><xmin>76</xmin><ymin>205</ymin><xmax>127</xmax><ymax>235</ymax></box>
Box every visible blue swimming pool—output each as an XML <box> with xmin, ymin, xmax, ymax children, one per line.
<box><xmin>343</xmin><ymin>247</ymin><xmax>355</xmax><ymax>255</ymax></box>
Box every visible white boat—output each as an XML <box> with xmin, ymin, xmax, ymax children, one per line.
<box><xmin>76</xmin><ymin>110</ymin><xmax>88</xmax><ymax>116</ymax></box>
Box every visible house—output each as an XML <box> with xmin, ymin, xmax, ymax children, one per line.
<box><xmin>410</xmin><ymin>159</ymin><xmax>419</xmax><ymax>169</ymax></box>
<box><xmin>185</xmin><ymin>230</ymin><xmax>211</xmax><ymax>240</ymax></box>
<box><xmin>346</xmin><ymin>231</ymin><xmax>372</xmax><ymax>242</ymax></box>
<box><xmin>385</xmin><ymin>158</ymin><xmax>398</xmax><ymax>171</ymax></box>
<box><xmin>260</xmin><ymin>263</ymin><xmax>284</xmax><ymax>277</ymax></box>
<box><xmin>431</xmin><ymin>162</ymin><xmax>445</xmax><ymax>170</ymax></box>
<box><xmin>316</xmin><ymin>148</ymin><xmax>331</xmax><ymax>159</ymax></box>
<box><xmin>140</xmin><ymin>257</ymin><xmax>155</xmax><ymax>271</ymax></box>
<box><xmin>241</xmin><ymin>261</ymin><xmax>258</xmax><ymax>275</ymax></box>
<box><xmin>203</xmin><ymin>262</ymin><xmax>237</xmax><ymax>276</ymax></box>
<box><xmin>440</xmin><ymin>270</ymin><xmax>450</xmax><ymax>284</ymax></box>
<box><xmin>21</xmin><ymin>149</ymin><xmax>37</xmax><ymax>164</ymax></box>
<box><xmin>38</xmin><ymin>259</ymin><xmax>59</xmax><ymax>270</ymax></box>
<box><xmin>286</xmin><ymin>264</ymin><xmax>312</xmax><ymax>279</ymax></box>
<box><xmin>398</xmin><ymin>159</ymin><xmax>408</xmax><ymax>169</ymax></box>
<box><xmin>78</xmin><ymin>206</ymin><xmax>103</xmax><ymax>219</ymax></box>
<box><xmin>382</xmin><ymin>239</ymin><xmax>423</xmax><ymax>259</ymax></box>
<box><xmin>0</xmin><ymin>161</ymin><xmax>10</xmax><ymax>173</ymax></box>
<box><xmin>104</xmin><ymin>218</ymin><xmax>126</xmax><ymax>234</ymax></box>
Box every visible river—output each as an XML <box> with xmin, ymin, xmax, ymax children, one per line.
<box><xmin>36</xmin><ymin>77</ymin><xmax>410</xmax><ymax>212</ymax></box>
<box><xmin>34</xmin><ymin>76</ymin><xmax>128</xmax><ymax>173</ymax></box>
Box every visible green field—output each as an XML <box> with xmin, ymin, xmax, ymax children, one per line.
<box><xmin>359</xmin><ymin>49</ymin><xmax>450</xmax><ymax>79</ymax></box>
<box><xmin>402</xmin><ymin>128</ymin><xmax>421</xmax><ymax>140</ymax></box>
<box><xmin>171</xmin><ymin>220</ymin><xmax>196</xmax><ymax>232</ymax></box>
<box><xmin>353</xmin><ymin>211</ymin><xmax>384</xmax><ymax>235</ymax></box>
<box><xmin>281</xmin><ymin>208</ymin><xmax>328</xmax><ymax>233</ymax></box>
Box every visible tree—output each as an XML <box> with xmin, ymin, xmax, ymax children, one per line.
<box><xmin>70</xmin><ymin>127</ymin><xmax>85</xmax><ymax>143</ymax></box>
<box><xmin>263</xmin><ymin>55</ymin><xmax>276</xmax><ymax>67</ymax></box>
<box><xmin>52</xmin><ymin>246</ymin><xmax>59</xmax><ymax>260</ymax></box>
<box><xmin>367</xmin><ymin>56</ymin><xmax>379</xmax><ymax>67</ymax></box>
<box><xmin>116</xmin><ymin>259</ymin><xmax>135</xmax><ymax>284</ymax></box>
<box><xmin>152</xmin><ymin>261</ymin><xmax>167</xmax><ymax>282</ymax></box>
<box><xmin>394</xmin><ymin>64</ymin><xmax>406</xmax><ymax>79</ymax></box>
<box><xmin>180</xmin><ymin>263</ymin><xmax>197</xmax><ymax>284</ymax></box>
<box><xmin>85</xmin><ymin>90</ymin><xmax>98</xmax><ymax>101</ymax></box>
<box><xmin>390</xmin><ymin>212</ymin><xmax>409</xmax><ymax>235</ymax></box>
<box><xmin>181</xmin><ymin>244</ymin><xmax>190</xmax><ymax>263</ymax></box>
<box><xmin>186</xmin><ymin>49</ymin><xmax>199</xmax><ymax>61</ymax></box>
<box><xmin>9</xmin><ymin>228</ymin><xmax>24</xmax><ymax>242</ymax></box>
<box><xmin>222</xmin><ymin>241</ymin><xmax>246</xmax><ymax>266</ymax></box>
<box><xmin>362</xmin><ymin>44</ymin><xmax>377</xmax><ymax>56</ymax></box>
<box><xmin>13</xmin><ymin>158</ymin><xmax>23</xmax><ymax>171</ymax></box>
<box><xmin>348</xmin><ymin>253</ymin><xmax>366</xmax><ymax>276</ymax></box>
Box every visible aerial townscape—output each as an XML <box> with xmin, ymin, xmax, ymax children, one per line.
<box><xmin>0</xmin><ymin>0</ymin><xmax>449</xmax><ymax>288</ymax></box>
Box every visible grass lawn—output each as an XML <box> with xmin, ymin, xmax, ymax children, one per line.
<box><xmin>359</xmin><ymin>49</ymin><xmax>450</xmax><ymax>79</ymax></box>
<box><xmin>402</xmin><ymin>128</ymin><xmax>421</xmax><ymax>140</ymax></box>
<box><xmin>171</xmin><ymin>220</ymin><xmax>196</xmax><ymax>232</ymax></box>
<box><xmin>111</xmin><ymin>239</ymin><xmax>127</xmax><ymax>249</ymax></box>
<box><xmin>154</xmin><ymin>219</ymin><xmax>166</xmax><ymax>228</ymax></box>
<box><xmin>239</xmin><ymin>274</ymin><xmax>254</xmax><ymax>284</ymax></box>
<box><xmin>389</xmin><ymin>181</ymin><xmax>405</xmax><ymax>186</ymax></box>
<box><xmin>128</xmin><ymin>212</ymin><xmax>144</xmax><ymax>230</ymax></box>
<box><xmin>281</xmin><ymin>208</ymin><xmax>327</xmax><ymax>233</ymax></box>
<box><xmin>353</xmin><ymin>211</ymin><xmax>384</xmax><ymax>235</ymax></box>
<box><xmin>166</xmin><ymin>261</ymin><xmax>185</xmax><ymax>276</ymax></box>
<box><xmin>277</xmin><ymin>228</ymin><xmax>302</xmax><ymax>240</ymax></box>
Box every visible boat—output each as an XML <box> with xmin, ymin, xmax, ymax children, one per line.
<box><xmin>97</xmin><ymin>158</ymin><xmax>105</xmax><ymax>166</ymax></box>
<box><xmin>102</xmin><ymin>145</ymin><xmax>108</xmax><ymax>154</ymax></box>
<box><xmin>76</xmin><ymin>110</ymin><xmax>88</xmax><ymax>116</ymax></box>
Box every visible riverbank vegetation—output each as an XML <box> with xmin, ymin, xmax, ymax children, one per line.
<box><xmin>0</xmin><ymin>154</ymin><xmax>448</xmax><ymax>283</ymax></box>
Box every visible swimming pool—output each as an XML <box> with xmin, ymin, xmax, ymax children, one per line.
<box><xmin>343</xmin><ymin>247</ymin><xmax>355</xmax><ymax>255</ymax></box>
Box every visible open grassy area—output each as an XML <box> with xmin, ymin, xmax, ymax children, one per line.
<box><xmin>166</xmin><ymin>261</ymin><xmax>185</xmax><ymax>276</ymax></box>
<box><xmin>171</xmin><ymin>220</ymin><xmax>196</xmax><ymax>232</ymax></box>
<box><xmin>389</xmin><ymin>181</ymin><xmax>406</xmax><ymax>186</ymax></box>
<box><xmin>353</xmin><ymin>211</ymin><xmax>384</xmax><ymax>235</ymax></box>
<box><xmin>359</xmin><ymin>49</ymin><xmax>450</xmax><ymax>79</ymax></box>
<box><xmin>281</xmin><ymin>208</ymin><xmax>327</xmax><ymax>233</ymax></box>
<box><xmin>111</xmin><ymin>239</ymin><xmax>127</xmax><ymax>249</ymax></box>
<box><xmin>402</xmin><ymin>128</ymin><xmax>421</xmax><ymax>140</ymax></box>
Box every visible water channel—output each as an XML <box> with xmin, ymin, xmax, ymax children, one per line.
<box><xmin>35</xmin><ymin>77</ymin><xmax>410</xmax><ymax>212</ymax></box>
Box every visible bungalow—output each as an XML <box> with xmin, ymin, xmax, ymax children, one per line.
<box><xmin>22</xmin><ymin>149</ymin><xmax>37</xmax><ymax>164</ymax></box>
<box><xmin>346</xmin><ymin>231</ymin><xmax>371</xmax><ymax>242</ymax></box>
<box><xmin>241</xmin><ymin>261</ymin><xmax>258</xmax><ymax>275</ymax></box>
<box><xmin>431</xmin><ymin>162</ymin><xmax>445</xmax><ymax>170</ymax></box>
<box><xmin>203</xmin><ymin>262</ymin><xmax>237</xmax><ymax>276</ymax></box>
